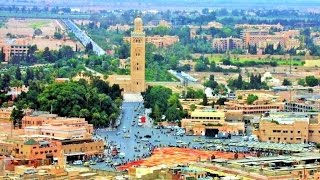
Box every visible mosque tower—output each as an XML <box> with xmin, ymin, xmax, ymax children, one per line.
<box><xmin>130</xmin><ymin>16</ymin><xmax>146</xmax><ymax>93</ymax></box>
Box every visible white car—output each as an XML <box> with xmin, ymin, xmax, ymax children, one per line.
<box><xmin>73</xmin><ymin>160</ymin><xmax>83</xmax><ymax>165</ymax></box>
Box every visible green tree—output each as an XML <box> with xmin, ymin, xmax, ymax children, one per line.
<box><xmin>247</xmin><ymin>94</ymin><xmax>258</xmax><ymax>105</ymax></box>
<box><xmin>298</xmin><ymin>78</ymin><xmax>306</xmax><ymax>86</ymax></box>
<box><xmin>153</xmin><ymin>104</ymin><xmax>162</xmax><ymax>121</ymax></box>
<box><xmin>202</xmin><ymin>94</ymin><xmax>208</xmax><ymax>106</ymax></box>
<box><xmin>85</xmin><ymin>42</ymin><xmax>94</xmax><ymax>54</ymax></box>
<box><xmin>216</xmin><ymin>98</ymin><xmax>228</xmax><ymax>105</ymax></box>
<box><xmin>54</xmin><ymin>32</ymin><xmax>63</xmax><ymax>39</ymax></box>
<box><xmin>10</xmin><ymin>107</ymin><xmax>24</xmax><ymax>129</ymax></box>
<box><xmin>282</xmin><ymin>79</ymin><xmax>292</xmax><ymax>86</ymax></box>
<box><xmin>165</xmin><ymin>104</ymin><xmax>180</xmax><ymax>122</ymax></box>
<box><xmin>79</xmin><ymin>109</ymin><xmax>90</xmax><ymax>118</ymax></box>
<box><xmin>42</xmin><ymin>47</ymin><xmax>54</xmax><ymax>63</ymax></box>
<box><xmin>204</xmin><ymin>75</ymin><xmax>218</xmax><ymax>89</ymax></box>
<box><xmin>305</xmin><ymin>76</ymin><xmax>319</xmax><ymax>87</ymax></box>
<box><xmin>15</xmin><ymin>67</ymin><xmax>22</xmax><ymax>81</ymax></box>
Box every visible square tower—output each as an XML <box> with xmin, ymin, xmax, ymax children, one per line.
<box><xmin>130</xmin><ymin>17</ymin><xmax>146</xmax><ymax>93</ymax></box>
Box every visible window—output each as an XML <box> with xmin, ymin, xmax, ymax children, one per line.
<box><xmin>269</xmin><ymin>137</ymin><xmax>271</xmax><ymax>140</ymax></box>
<box><xmin>298</xmin><ymin>131</ymin><xmax>301</xmax><ymax>134</ymax></box>
<box><xmin>291</xmin><ymin>131</ymin><xmax>293</xmax><ymax>133</ymax></box>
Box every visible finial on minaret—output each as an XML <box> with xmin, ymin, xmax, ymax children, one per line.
<box><xmin>134</xmin><ymin>16</ymin><xmax>143</xmax><ymax>33</ymax></box>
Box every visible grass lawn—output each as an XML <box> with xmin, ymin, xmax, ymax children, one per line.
<box><xmin>29</xmin><ymin>20</ymin><xmax>50</xmax><ymax>29</ymax></box>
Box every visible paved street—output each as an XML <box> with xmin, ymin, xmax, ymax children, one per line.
<box><xmin>92</xmin><ymin>98</ymin><xmax>245</xmax><ymax>170</ymax></box>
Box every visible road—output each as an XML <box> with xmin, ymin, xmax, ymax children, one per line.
<box><xmin>62</xmin><ymin>19</ymin><xmax>106</xmax><ymax>56</ymax></box>
<box><xmin>93</xmin><ymin>98</ymin><xmax>246</xmax><ymax>170</ymax></box>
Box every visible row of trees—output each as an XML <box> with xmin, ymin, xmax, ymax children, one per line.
<box><xmin>229</xmin><ymin>74</ymin><xmax>269</xmax><ymax>90</ymax></box>
<box><xmin>195</xmin><ymin>56</ymin><xmax>240</xmax><ymax>73</ymax></box>
<box><xmin>7</xmin><ymin>45</ymin><xmax>76</xmax><ymax>65</ymax></box>
<box><xmin>15</xmin><ymin>79</ymin><xmax>122</xmax><ymax>127</ymax></box>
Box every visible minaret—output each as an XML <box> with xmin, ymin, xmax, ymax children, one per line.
<box><xmin>130</xmin><ymin>16</ymin><xmax>146</xmax><ymax>93</ymax></box>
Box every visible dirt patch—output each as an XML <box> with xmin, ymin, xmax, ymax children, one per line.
<box><xmin>0</xmin><ymin>18</ymin><xmax>83</xmax><ymax>51</ymax></box>
<box><xmin>0</xmin><ymin>18</ymin><xmax>60</xmax><ymax>38</ymax></box>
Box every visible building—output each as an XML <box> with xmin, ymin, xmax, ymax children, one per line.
<box><xmin>253</xmin><ymin>112</ymin><xmax>320</xmax><ymax>143</ymax></box>
<box><xmin>181</xmin><ymin>109</ymin><xmax>244</xmax><ymax>136</ymax></box>
<box><xmin>146</xmin><ymin>35</ymin><xmax>179</xmax><ymax>48</ymax></box>
<box><xmin>107</xmin><ymin>24</ymin><xmax>132</xmax><ymax>32</ymax></box>
<box><xmin>242</xmin><ymin>29</ymin><xmax>301</xmax><ymax>50</ymax></box>
<box><xmin>189</xmin><ymin>21</ymin><xmax>222</xmax><ymax>40</ymax></box>
<box><xmin>189</xmin><ymin>21</ymin><xmax>223</xmax><ymax>30</ymax></box>
<box><xmin>0</xmin><ymin>39</ymin><xmax>30</xmax><ymax>62</ymax></box>
<box><xmin>22</xmin><ymin>112</ymin><xmax>94</xmax><ymax>135</ymax></box>
<box><xmin>235</xmin><ymin>23</ymin><xmax>284</xmax><ymax>30</ymax></box>
<box><xmin>108</xmin><ymin>17</ymin><xmax>146</xmax><ymax>93</ymax></box>
<box><xmin>285</xmin><ymin>102</ymin><xmax>319</xmax><ymax>112</ymax></box>
<box><xmin>0</xmin><ymin>141</ymin><xmax>13</xmax><ymax>156</ymax></box>
<box><xmin>146</xmin><ymin>20</ymin><xmax>172</xmax><ymax>28</ymax></box>
<box><xmin>24</xmin><ymin>125</ymin><xmax>89</xmax><ymax>139</ymax></box>
<box><xmin>12</xmin><ymin>139</ymin><xmax>61</xmax><ymax>160</ymax></box>
<box><xmin>222</xmin><ymin>153</ymin><xmax>320</xmax><ymax>179</ymax></box>
<box><xmin>313</xmin><ymin>37</ymin><xmax>320</xmax><ymax>46</ymax></box>
<box><xmin>212</xmin><ymin>37</ymin><xmax>243</xmax><ymax>52</ymax></box>
<box><xmin>225</xmin><ymin>100</ymin><xmax>284</xmax><ymax>115</ymax></box>
<box><xmin>0</xmin><ymin>107</ymin><xmax>14</xmax><ymax>122</ymax></box>
<box><xmin>2</xmin><ymin>111</ymin><xmax>105</xmax><ymax>163</ymax></box>
<box><xmin>125</xmin><ymin>35</ymin><xmax>179</xmax><ymax>48</ymax></box>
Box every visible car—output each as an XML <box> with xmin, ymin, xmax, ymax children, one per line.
<box><xmin>24</xmin><ymin>169</ymin><xmax>36</xmax><ymax>174</ymax></box>
<box><xmin>90</xmin><ymin>161</ymin><xmax>97</xmax><ymax>165</ymax></box>
<box><xmin>144</xmin><ymin>135</ymin><xmax>151</xmax><ymax>138</ymax></box>
<box><xmin>73</xmin><ymin>160</ymin><xmax>83</xmax><ymax>165</ymax></box>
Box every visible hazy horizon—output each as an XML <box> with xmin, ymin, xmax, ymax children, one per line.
<box><xmin>0</xmin><ymin>0</ymin><xmax>320</xmax><ymax>11</ymax></box>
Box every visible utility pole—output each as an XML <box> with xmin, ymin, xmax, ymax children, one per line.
<box><xmin>290</xmin><ymin>56</ymin><xmax>293</xmax><ymax>102</ymax></box>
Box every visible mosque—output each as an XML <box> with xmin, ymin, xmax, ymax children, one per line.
<box><xmin>107</xmin><ymin>17</ymin><xmax>146</xmax><ymax>93</ymax></box>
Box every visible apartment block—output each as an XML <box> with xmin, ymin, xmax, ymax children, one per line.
<box><xmin>212</xmin><ymin>37</ymin><xmax>243</xmax><ymax>52</ymax></box>
<box><xmin>253</xmin><ymin>112</ymin><xmax>320</xmax><ymax>143</ymax></box>
<box><xmin>0</xmin><ymin>39</ymin><xmax>30</xmax><ymax>62</ymax></box>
